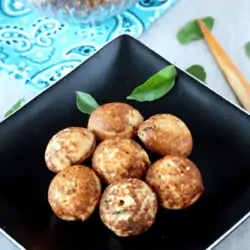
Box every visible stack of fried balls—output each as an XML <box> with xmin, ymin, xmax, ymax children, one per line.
<box><xmin>45</xmin><ymin>102</ymin><xmax>204</xmax><ymax>237</ymax></box>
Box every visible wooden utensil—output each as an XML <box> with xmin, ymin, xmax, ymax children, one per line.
<box><xmin>197</xmin><ymin>19</ymin><xmax>250</xmax><ymax>112</ymax></box>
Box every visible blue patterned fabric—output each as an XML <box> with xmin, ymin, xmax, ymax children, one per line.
<box><xmin>0</xmin><ymin>0</ymin><xmax>178</xmax><ymax>120</ymax></box>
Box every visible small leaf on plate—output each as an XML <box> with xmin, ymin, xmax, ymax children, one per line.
<box><xmin>177</xmin><ymin>16</ymin><xmax>214</xmax><ymax>44</ymax></box>
<box><xmin>244</xmin><ymin>42</ymin><xmax>250</xmax><ymax>58</ymax></box>
<box><xmin>126</xmin><ymin>65</ymin><xmax>177</xmax><ymax>102</ymax></box>
<box><xmin>4</xmin><ymin>98</ymin><xmax>25</xmax><ymax>118</ymax></box>
<box><xmin>76</xmin><ymin>91</ymin><xmax>100</xmax><ymax>115</ymax></box>
<box><xmin>186</xmin><ymin>65</ymin><xmax>207</xmax><ymax>82</ymax></box>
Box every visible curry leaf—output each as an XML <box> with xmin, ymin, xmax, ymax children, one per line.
<box><xmin>177</xmin><ymin>16</ymin><xmax>214</xmax><ymax>44</ymax></box>
<box><xmin>186</xmin><ymin>65</ymin><xmax>207</xmax><ymax>82</ymax></box>
<box><xmin>244</xmin><ymin>42</ymin><xmax>250</xmax><ymax>58</ymax></box>
<box><xmin>4</xmin><ymin>98</ymin><xmax>25</xmax><ymax>118</ymax></box>
<box><xmin>76</xmin><ymin>91</ymin><xmax>100</xmax><ymax>115</ymax></box>
<box><xmin>126</xmin><ymin>65</ymin><xmax>177</xmax><ymax>102</ymax></box>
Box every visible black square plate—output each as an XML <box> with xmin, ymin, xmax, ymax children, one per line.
<box><xmin>0</xmin><ymin>35</ymin><xmax>250</xmax><ymax>250</ymax></box>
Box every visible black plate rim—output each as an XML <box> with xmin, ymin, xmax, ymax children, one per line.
<box><xmin>0</xmin><ymin>228</ymin><xmax>26</xmax><ymax>250</ymax></box>
<box><xmin>207</xmin><ymin>212</ymin><xmax>250</xmax><ymax>249</ymax></box>
<box><xmin>1</xmin><ymin>34</ymin><xmax>250</xmax><ymax>250</ymax></box>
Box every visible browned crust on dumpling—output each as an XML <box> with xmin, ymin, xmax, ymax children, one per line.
<box><xmin>99</xmin><ymin>178</ymin><xmax>158</xmax><ymax>237</ymax></box>
<box><xmin>146</xmin><ymin>156</ymin><xmax>204</xmax><ymax>210</ymax></box>
<box><xmin>48</xmin><ymin>165</ymin><xmax>101</xmax><ymax>221</ymax></box>
<box><xmin>88</xmin><ymin>102</ymin><xmax>144</xmax><ymax>141</ymax></box>
<box><xmin>45</xmin><ymin>127</ymin><xmax>96</xmax><ymax>173</ymax></box>
<box><xmin>138</xmin><ymin>114</ymin><xmax>193</xmax><ymax>157</ymax></box>
<box><xmin>92</xmin><ymin>137</ymin><xmax>150</xmax><ymax>184</ymax></box>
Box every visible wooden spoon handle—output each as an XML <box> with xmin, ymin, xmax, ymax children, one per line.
<box><xmin>197</xmin><ymin>19</ymin><xmax>250</xmax><ymax>112</ymax></box>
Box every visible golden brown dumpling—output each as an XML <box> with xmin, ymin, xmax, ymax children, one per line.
<box><xmin>45</xmin><ymin>127</ymin><xmax>96</xmax><ymax>173</ymax></box>
<box><xmin>92</xmin><ymin>137</ymin><xmax>150</xmax><ymax>184</ymax></box>
<box><xmin>88</xmin><ymin>102</ymin><xmax>144</xmax><ymax>141</ymax></box>
<box><xmin>48</xmin><ymin>165</ymin><xmax>101</xmax><ymax>221</ymax></box>
<box><xmin>99</xmin><ymin>178</ymin><xmax>158</xmax><ymax>237</ymax></box>
<box><xmin>146</xmin><ymin>156</ymin><xmax>204</xmax><ymax>210</ymax></box>
<box><xmin>138</xmin><ymin>114</ymin><xmax>193</xmax><ymax>157</ymax></box>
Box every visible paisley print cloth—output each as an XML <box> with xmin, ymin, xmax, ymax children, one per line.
<box><xmin>0</xmin><ymin>0</ymin><xmax>178</xmax><ymax>121</ymax></box>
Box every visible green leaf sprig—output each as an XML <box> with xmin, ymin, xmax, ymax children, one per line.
<box><xmin>177</xmin><ymin>16</ymin><xmax>214</xmax><ymax>44</ymax></box>
<box><xmin>76</xmin><ymin>65</ymin><xmax>177</xmax><ymax>113</ymax></box>
<box><xmin>76</xmin><ymin>91</ymin><xmax>100</xmax><ymax>115</ymax></box>
<box><xmin>126</xmin><ymin>65</ymin><xmax>177</xmax><ymax>102</ymax></box>
<box><xmin>244</xmin><ymin>42</ymin><xmax>250</xmax><ymax>58</ymax></box>
<box><xmin>186</xmin><ymin>65</ymin><xmax>207</xmax><ymax>82</ymax></box>
<box><xmin>4</xmin><ymin>98</ymin><xmax>25</xmax><ymax>119</ymax></box>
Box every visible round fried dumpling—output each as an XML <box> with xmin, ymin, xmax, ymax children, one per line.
<box><xmin>92</xmin><ymin>137</ymin><xmax>150</xmax><ymax>184</ymax></box>
<box><xmin>138</xmin><ymin>114</ymin><xmax>193</xmax><ymax>157</ymax></box>
<box><xmin>99</xmin><ymin>178</ymin><xmax>158</xmax><ymax>237</ymax></box>
<box><xmin>45</xmin><ymin>127</ymin><xmax>96</xmax><ymax>173</ymax></box>
<box><xmin>88</xmin><ymin>102</ymin><xmax>144</xmax><ymax>141</ymax></box>
<box><xmin>48</xmin><ymin>165</ymin><xmax>101</xmax><ymax>221</ymax></box>
<box><xmin>146</xmin><ymin>156</ymin><xmax>204</xmax><ymax>210</ymax></box>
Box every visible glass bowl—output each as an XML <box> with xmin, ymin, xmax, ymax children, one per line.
<box><xmin>22</xmin><ymin>0</ymin><xmax>138</xmax><ymax>24</ymax></box>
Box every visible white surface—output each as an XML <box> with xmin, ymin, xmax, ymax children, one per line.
<box><xmin>139</xmin><ymin>0</ymin><xmax>250</xmax><ymax>249</ymax></box>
